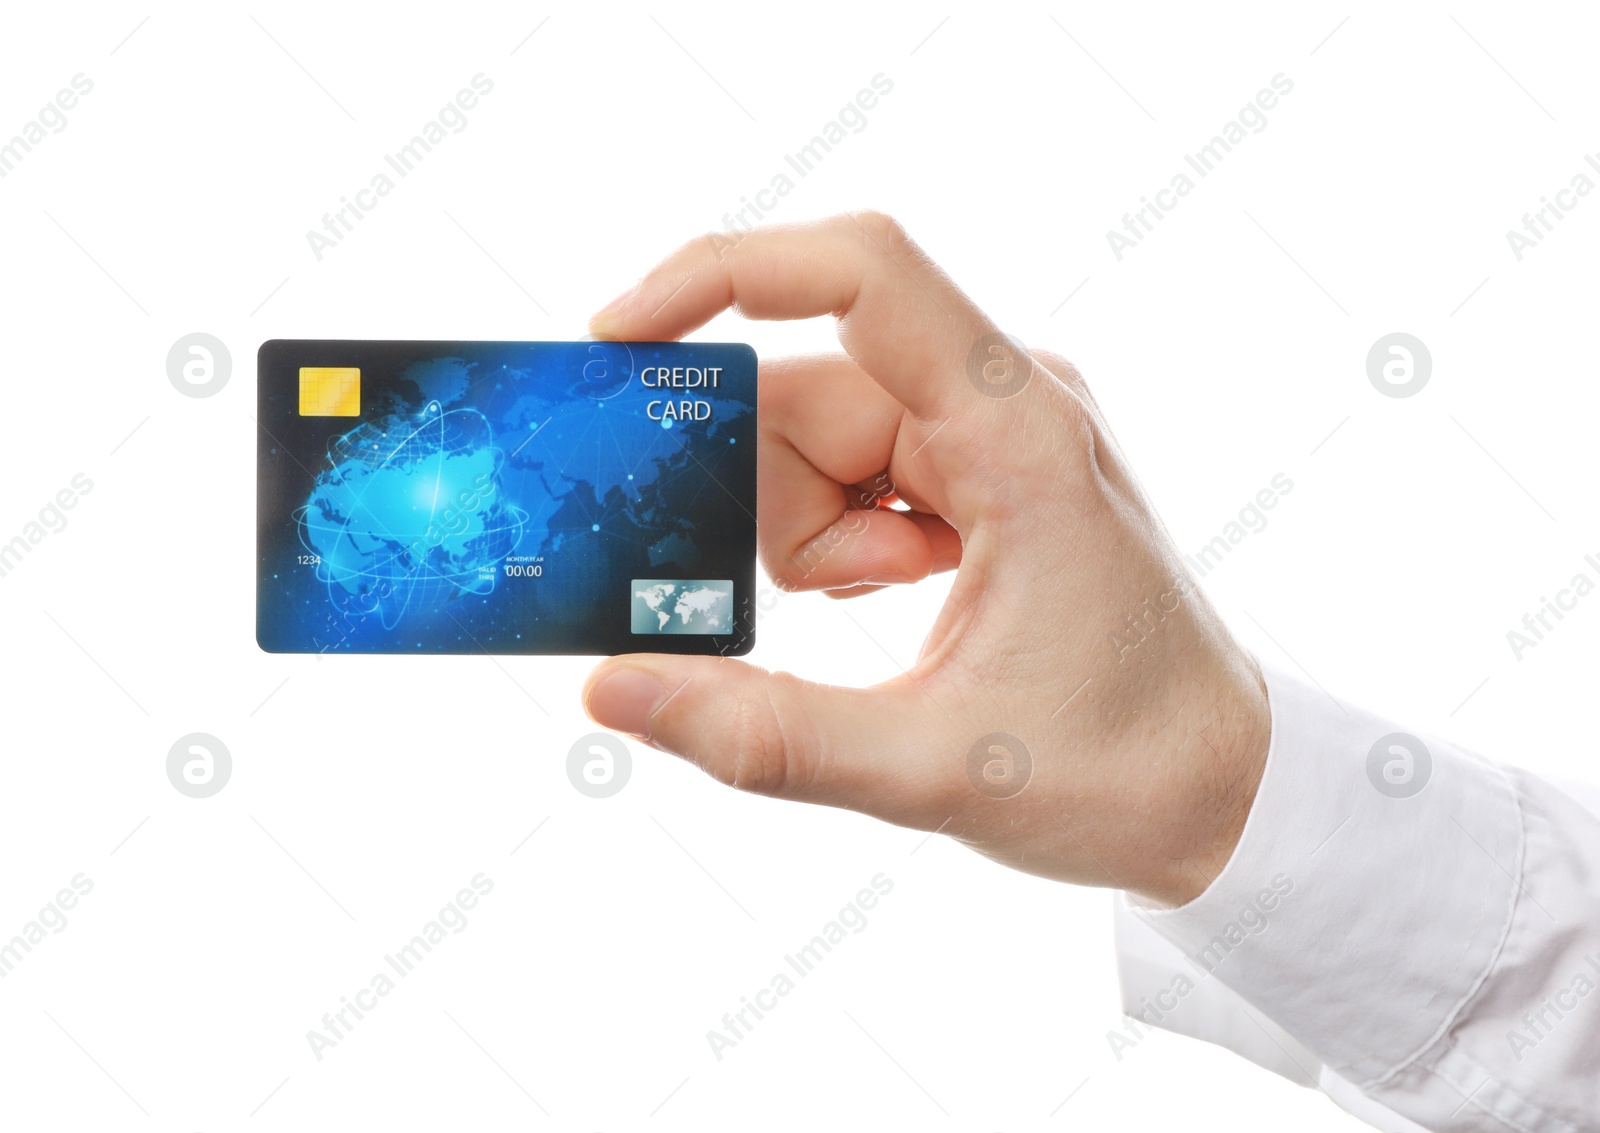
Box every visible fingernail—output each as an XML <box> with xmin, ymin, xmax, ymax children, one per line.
<box><xmin>585</xmin><ymin>667</ymin><xmax>666</xmax><ymax>739</ymax></box>
<box><xmin>863</xmin><ymin>573</ymin><xmax>916</xmax><ymax>585</ymax></box>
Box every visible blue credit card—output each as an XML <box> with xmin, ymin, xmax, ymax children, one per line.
<box><xmin>256</xmin><ymin>340</ymin><xmax>757</xmax><ymax>655</ymax></box>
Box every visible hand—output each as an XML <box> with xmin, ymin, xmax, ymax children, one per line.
<box><xmin>582</xmin><ymin>212</ymin><xmax>1269</xmax><ymax>907</ymax></box>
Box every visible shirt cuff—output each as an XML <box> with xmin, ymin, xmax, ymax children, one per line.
<box><xmin>1138</xmin><ymin>660</ymin><xmax>1522</xmax><ymax>1087</ymax></box>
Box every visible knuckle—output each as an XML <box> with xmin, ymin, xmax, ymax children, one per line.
<box><xmin>1030</xmin><ymin>349</ymin><xmax>1086</xmax><ymax>391</ymax></box>
<box><xmin>763</xmin><ymin>518</ymin><xmax>855</xmax><ymax>591</ymax></box>
<box><xmin>1008</xmin><ymin>384</ymin><xmax>1099</xmax><ymax>491</ymax></box>
<box><xmin>1031</xmin><ymin>351</ymin><xmax>1112</xmax><ymax>436</ymax></box>
<box><xmin>1025</xmin><ymin>356</ymin><xmax>1100</xmax><ymax>451</ymax></box>
<box><xmin>1056</xmin><ymin>382</ymin><xmax>1095</xmax><ymax>430</ymax></box>
<box><xmin>1060</xmin><ymin>393</ymin><xmax>1101</xmax><ymax>466</ymax></box>
<box><xmin>719</xmin><ymin>675</ymin><xmax>806</xmax><ymax>796</ymax></box>
<box><xmin>764</xmin><ymin>566</ymin><xmax>804</xmax><ymax>593</ymax></box>
<box><xmin>849</xmin><ymin>209</ymin><xmax>910</xmax><ymax>249</ymax></box>
<box><xmin>760</xmin><ymin>543</ymin><xmax>816</xmax><ymax>592</ymax></box>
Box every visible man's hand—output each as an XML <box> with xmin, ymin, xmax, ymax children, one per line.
<box><xmin>582</xmin><ymin>212</ymin><xmax>1269</xmax><ymax>907</ymax></box>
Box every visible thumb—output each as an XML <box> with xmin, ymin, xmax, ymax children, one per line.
<box><xmin>582</xmin><ymin>655</ymin><xmax>941</xmax><ymax>822</ymax></box>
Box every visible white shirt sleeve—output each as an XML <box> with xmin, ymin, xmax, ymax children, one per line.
<box><xmin>1125</xmin><ymin>661</ymin><xmax>1600</xmax><ymax>1132</ymax></box>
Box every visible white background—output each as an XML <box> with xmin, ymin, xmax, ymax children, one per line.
<box><xmin>1</xmin><ymin>2</ymin><xmax>1596</xmax><ymax>1129</ymax></box>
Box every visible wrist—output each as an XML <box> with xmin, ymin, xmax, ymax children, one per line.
<box><xmin>1132</xmin><ymin>653</ymin><xmax>1272</xmax><ymax>908</ymax></box>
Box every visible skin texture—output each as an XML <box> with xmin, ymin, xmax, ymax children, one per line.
<box><xmin>582</xmin><ymin>212</ymin><xmax>1270</xmax><ymax>908</ymax></box>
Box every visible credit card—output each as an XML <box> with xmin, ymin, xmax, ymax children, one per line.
<box><xmin>256</xmin><ymin>340</ymin><xmax>757</xmax><ymax>656</ymax></box>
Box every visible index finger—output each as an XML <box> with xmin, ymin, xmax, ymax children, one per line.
<box><xmin>588</xmin><ymin>211</ymin><xmax>1031</xmax><ymax>431</ymax></box>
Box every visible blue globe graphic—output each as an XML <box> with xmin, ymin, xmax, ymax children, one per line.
<box><xmin>295</xmin><ymin>401</ymin><xmax>529</xmax><ymax>628</ymax></box>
